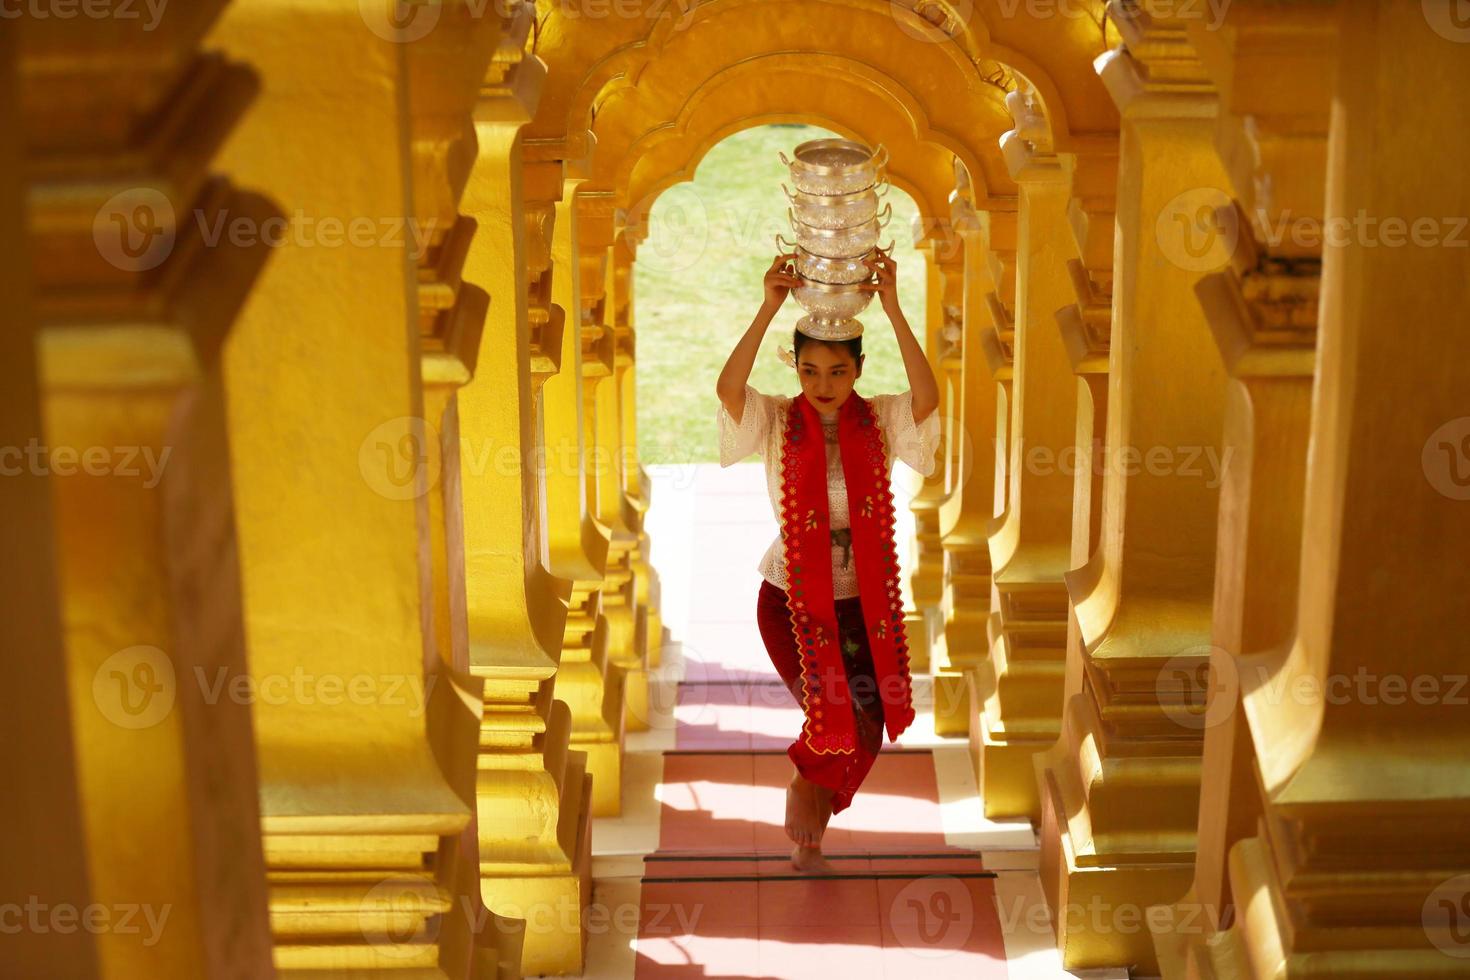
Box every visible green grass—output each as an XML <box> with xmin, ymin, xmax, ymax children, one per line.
<box><xmin>633</xmin><ymin>123</ymin><xmax>929</xmax><ymax>466</ymax></box>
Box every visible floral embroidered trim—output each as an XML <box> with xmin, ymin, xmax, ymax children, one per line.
<box><xmin>777</xmin><ymin>393</ymin><xmax>915</xmax><ymax>756</ymax></box>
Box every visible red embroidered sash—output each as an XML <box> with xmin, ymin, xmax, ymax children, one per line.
<box><xmin>777</xmin><ymin>391</ymin><xmax>916</xmax><ymax>754</ymax></box>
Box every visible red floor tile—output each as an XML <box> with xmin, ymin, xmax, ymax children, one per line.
<box><xmin>634</xmin><ymin>936</ymin><xmax>761</xmax><ymax>978</ymax></box>
<box><xmin>868</xmin><ymin>853</ymin><xmax>986</xmax><ymax>874</ymax></box>
<box><xmin>675</xmin><ymin>681</ymin><xmax>804</xmax><ymax>751</ymax></box>
<box><xmin>634</xmin><ymin>878</ymin><xmax>762</xmax><ymax>978</ymax></box>
<box><xmin>877</xmin><ymin>941</ymin><xmax>1009</xmax><ymax>979</ymax></box>
<box><xmin>656</xmin><ymin>753</ymin><xmax>759</xmax><ymax>852</ymax></box>
<box><xmin>877</xmin><ymin>875</ymin><xmax>1009</xmax><ymax>977</ymax></box>
<box><xmin>758</xmin><ymin>874</ymin><xmax>881</xmax><ymax>928</ymax></box>
<box><xmin>639</xmin><ymin>880</ymin><xmax>759</xmax><ymax>935</ymax></box>
<box><xmin>757</xmin><ymin>924</ymin><xmax>886</xmax><ymax>980</ymax></box>
<box><xmin>642</xmin><ymin>856</ymin><xmax>764</xmax><ymax>879</ymax></box>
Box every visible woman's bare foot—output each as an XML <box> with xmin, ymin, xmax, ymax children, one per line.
<box><xmin>785</xmin><ymin>773</ymin><xmax>833</xmax><ymax>849</ymax></box>
<box><xmin>790</xmin><ymin>843</ymin><xmax>836</xmax><ymax>874</ymax></box>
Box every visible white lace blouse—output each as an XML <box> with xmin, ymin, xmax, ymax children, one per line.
<box><xmin>716</xmin><ymin>384</ymin><xmax>941</xmax><ymax>598</ymax></box>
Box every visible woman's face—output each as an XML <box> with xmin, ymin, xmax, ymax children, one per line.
<box><xmin>796</xmin><ymin>341</ymin><xmax>863</xmax><ymax>412</ymax></box>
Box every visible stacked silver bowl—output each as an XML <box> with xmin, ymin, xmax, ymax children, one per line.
<box><xmin>776</xmin><ymin>138</ymin><xmax>895</xmax><ymax>340</ymax></box>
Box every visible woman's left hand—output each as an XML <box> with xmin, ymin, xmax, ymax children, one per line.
<box><xmin>860</xmin><ymin>251</ymin><xmax>899</xmax><ymax>311</ymax></box>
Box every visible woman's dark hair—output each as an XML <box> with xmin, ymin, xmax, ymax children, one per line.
<box><xmin>793</xmin><ymin>328</ymin><xmax>863</xmax><ymax>366</ymax></box>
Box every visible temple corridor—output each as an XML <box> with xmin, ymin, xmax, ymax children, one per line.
<box><xmin>5</xmin><ymin>2</ymin><xmax>1470</xmax><ymax>979</ymax></box>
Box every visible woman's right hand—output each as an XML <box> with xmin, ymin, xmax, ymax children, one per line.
<box><xmin>763</xmin><ymin>252</ymin><xmax>801</xmax><ymax>310</ymax></box>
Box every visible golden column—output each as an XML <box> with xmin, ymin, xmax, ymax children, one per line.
<box><xmin>1037</xmin><ymin>8</ymin><xmax>1231</xmax><ymax>971</ymax></box>
<box><xmin>1150</xmin><ymin>7</ymin><xmax>1330</xmax><ymax>976</ymax></box>
<box><xmin>971</xmin><ymin>208</ymin><xmax>1018</xmax><ymax>784</ymax></box>
<box><xmin>579</xmin><ymin>191</ymin><xmax>647</xmax><ymax>741</ymax></box>
<box><xmin>903</xmin><ymin>226</ymin><xmax>958</xmax><ymax>673</ymax></box>
<box><xmin>210</xmin><ymin>2</ymin><xmax>475</xmax><ymax>970</ymax></box>
<box><xmin>1044</xmin><ymin>143</ymin><xmax>1116</xmax><ymax>783</ymax></box>
<box><xmin>457</xmin><ymin>23</ymin><xmax>594</xmax><ymax>975</ymax></box>
<box><xmin>1168</xmin><ymin>5</ymin><xmax>1470</xmax><ymax>975</ymax></box>
<box><xmin>1034</xmin><ymin>149</ymin><xmax>1115</xmax><ymax>863</ymax></box>
<box><xmin>933</xmin><ymin>160</ymin><xmax>1001</xmax><ymax>737</ymax></box>
<box><xmin>937</xmin><ymin>267</ymin><xmax>966</xmax><ymax>502</ymax></box>
<box><xmin>613</xmin><ymin>236</ymin><xmax>664</xmax><ymax>730</ymax></box>
<box><xmin>976</xmin><ymin>89</ymin><xmax>1077</xmax><ymax>819</ymax></box>
<box><xmin>0</xmin><ymin>35</ymin><xmax>100</xmax><ymax>975</ymax></box>
<box><xmin>535</xmin><ymin>164</ymin><xmax>624</xmax><ymax>819</ymax></box>
<box><xmin>978</xmin><ymin>211</ymin><xmax>1019</xmax><ymax>520</ymax></box>
<box><xmin>409</xmin><ymin>5</ymin><xmax>531</xmax><ymax>975</ymax></box>
<box><xmin>925</xmin><ymin>239</ymin><xmax>966</xmax><ymax>679</ymax></box>
<box><xmin>20</xmin><ymin>8</ymin><xmax>275</xmax><ymax>977</ymax></box>
<box><xmin>1152</xmin><ymin>219</ymin><xmax>1318</xmax><ymax>980</ymax></box>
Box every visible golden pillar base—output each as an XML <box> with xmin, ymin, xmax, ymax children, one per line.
<box><xmin>602</xmin><ymin>547</ymin><xmax>646</xmax><ymax>737</ymax></box>
<box><xmin>623</xmin><ymin>665</ymin><xmax>652</xmax><ymax>734</ymax></box>
<box><xmin>1154</xmin><ymin>833</ymin><xmax>1470</xmax><ymax>980</ymax></box>
<box><xmin>480</xmin><ymin>764</ymin><xmax>594</xmax><ymax>977</ymax></box>
<box><xmin>1037</xmin><ymin>827</ymin><xmax>1195</xmax><ymax>974</ymax></box>
<box><xmin>643</xmin><ymin>595</ymin><xmax>664</xmax><ymax>672</ymax></box>
<box><xmin>932</xmin><ymin>669</ymin><xmax>973</xmax><ymax>737</ymax></box>
<box><xmin>625</xmin><ymin>538</ymin><xmax>660</xmax><ymax>730</ymax></box>
<box><xmin>559</xmin><ymin>605</ymin><xmax>625</xmax><ymax>817</ymax></box>
<box><xmin>580</xmin><ymin>734</ymin><xmax>625</xmax><ymax>819</ymax></box>
<box><xmin>965</xmin><ymin>667</ymin><xmax>990</xmax><ymax>794</ymax></box>
<box><xmin>976</xmin><ymin>585</ymin><xmax>1067</xmax><ymax>818</ymax></box>
<box><xmin>476</xmin><ymin>682</ymin><xmax>588</xmax><ymax>978</ymax></box>
<box><xmin>929</xmin><ymin>616</ymin><xmax>973</xmax><ymax>736</ymax></box>
<box><xmin>1037</xmin><ymin>693</ymin><xmax>1201</xmax><ymax>973</ymax></box>
<box><xmin>1148</xmin><ymin>885</ymin><xmax>1203</xmax><ymax>979</ymax></box>
<box><xmin>902</xmin><ymin>608</ymin><xmax>938</xmax><ymax>676</ymax></box>
<box><xmin>906</xmin><ymin>500</ymin><xmax>946</xmax><ymax>673</ymax></box>
<box><xmin>569</xmin><ymin>611</ymin><xmax>626</xmax><ymax>819</ymax></box>
<box><xmin>940</xmin><ymin>646</ymin><xmax>976</xmax><ymax>740</ymax></box>
<box><xmin>981</xmin><ymin>735</ymin><xmax>1052</xmax><ymax>820</ymax></box>
<box><xmin>482</xmin><ymin>916</ymin><xmax>526</xmax><ymax>980</ymax></box>
<box><xmin>978</xmin><ymin>679</ymin><xmax>1065</xmax><ymax>817</ymax></box>
<box><xmin>932</xmin><ymin>541</ymin><xmax>992</xmax><ymax>735</ymax></box>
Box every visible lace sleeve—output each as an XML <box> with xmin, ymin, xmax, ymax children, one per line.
<box><xmin>716</xmin><ymin>383</ymin><xmax>777</xmax><ymax>466</ymax></box>
<box><xmin>876</xmin><ymin>389</ymin><xmax>941</xmax><ymax>477</ymax></box>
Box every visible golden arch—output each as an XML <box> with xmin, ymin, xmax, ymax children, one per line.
<box><xmin>604</xmin><ymin>54</ymin><xmax>1016</xmax><ymax>245</ymax></box>
<box><xmin>529</xmin><ymin>0</ymin><xmax>1120</xmax><ymax>166</ymax></box>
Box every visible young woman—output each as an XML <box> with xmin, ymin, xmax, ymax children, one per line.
<box><xmin>714</xmin><ymin>250</ymin><xmax>940</xmax><ymax>872</ymax></box>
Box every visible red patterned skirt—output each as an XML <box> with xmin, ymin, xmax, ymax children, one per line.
<box><xmin>755</xmin><ymin>578</ymin><xmax>886</xmax><ymax>814</ymax></box>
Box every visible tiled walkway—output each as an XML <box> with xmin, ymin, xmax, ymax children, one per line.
<box><xmin>579</xmin><ymin>463</ymin><xmax>1125</xmax><ymax>980</ymax></box>
<box><xmin>637</xmin><ymin>746</ymin><xmax>1007</xmax><ymax>978</ymax></box>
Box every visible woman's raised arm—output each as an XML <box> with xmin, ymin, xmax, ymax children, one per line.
<box><xmin>716</xmin><ymin>252</ymin><xmax>800</xmax><ymax>422</ymax></box>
